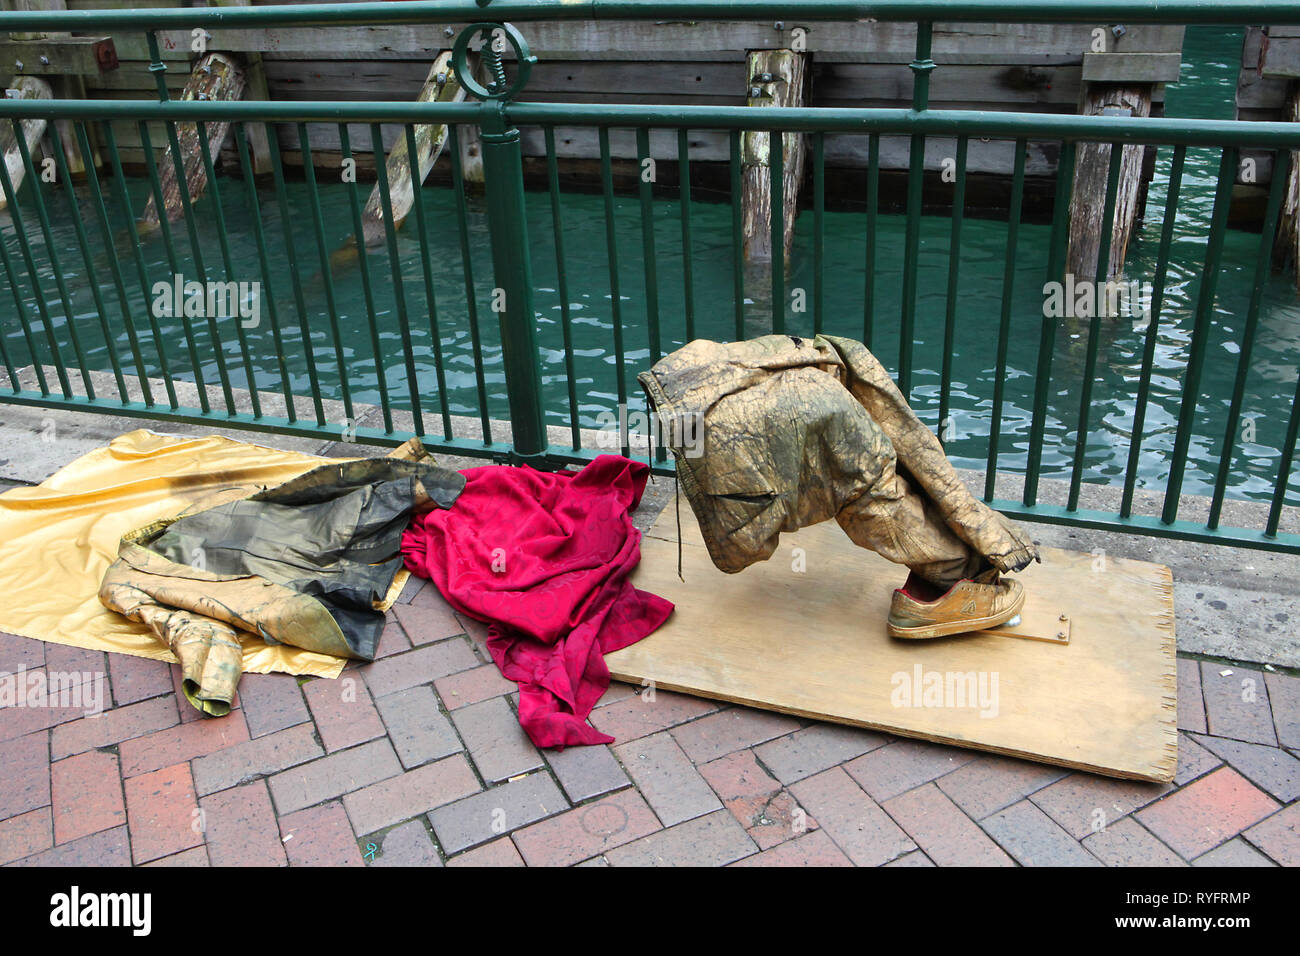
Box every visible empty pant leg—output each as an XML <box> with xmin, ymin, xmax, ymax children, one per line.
<box><xmin>835</xmin><ymin>469</ymin><xmax>984</xmax><ymax>589</ymax></box>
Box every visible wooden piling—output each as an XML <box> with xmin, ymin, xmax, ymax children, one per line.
<box><xmin>361</xmin><ymin>51</ymin><xmax>466</xmax><ymax>248</ymax></box>
<box><xmin>741</xmin><ymin>48</ymin><xmax>806</xmax><ymax>264</ymax></box>
<box><xmin>1066</xmin><ymin>82</ymin><xmax>1154</xmax><ymax>282</ymax></box>
<box><xmin>211</xmin><ymin>0</ymin><xmax>270</xmax><ymax>174</ymax></box>
<box><xmin>0</xmin><ymin>75</ymin><xmax>51</xmax><ymax>209</ymax></box>
<box><xmin>141</xmin><ymin>51</ymin><xmax>246</xmax><ymax>226</ymax></box>
<box><xmin>1273</xmin><ymin>82</ymin><xmax>1300</xmax><ymax>289</ymax></box>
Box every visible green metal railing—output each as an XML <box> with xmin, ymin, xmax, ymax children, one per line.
<box><xmin>1</xmin><ymin>1</ymin><xmax>1300</xmax><ymax>557</ymax></box>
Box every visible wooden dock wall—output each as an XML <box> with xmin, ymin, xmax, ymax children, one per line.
<box><xmin>15</xmin><ymin>4</ymin><xmax>1180</xmax><ymax>200</ymax></box>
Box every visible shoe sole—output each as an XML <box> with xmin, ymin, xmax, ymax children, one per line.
<box><xmin>886</xmin><ymin>590</ymin><xmax>1026</xmax><ymax>641</ymax></box>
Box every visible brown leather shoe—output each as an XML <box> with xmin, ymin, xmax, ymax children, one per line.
<box><xmin>886</xmin><ymin>568</ymin><xmax>1025</xmax><ymax>640</ymax></box>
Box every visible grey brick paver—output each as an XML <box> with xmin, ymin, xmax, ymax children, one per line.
<box><xmin>545</xmin><ymin>743</ymin><xmax>630</xmax><ymax>803</ymax></box>
<box><xmin>375</xmin><ymin>685</ymin><xmax>463</xmax><ymax>769</ymax></box>
<box><xmin>428</xmin><ymin>771</ymin><xmax>566</xmax><ymax>854</ymax></box>
<box><xmin>268</xmin><ymin>738</ymin><xmax>402</xmax><ymax>815</ymax></box>
<box><xmin>1199</xmin><ymin>662</ymin><xmax>1277</xmax><ymax>746</ymax></box>
<box><xmin>192</xmin><ymin>722</ymin><xmax>323</xmax><ymax>796</ymax></box>
<box><xmin>605</xmin><ymin>809</ymin><xmax>757</xmax><ymax>866</ymax></box>
<box><xmin>614</xmin><ymin>731</ymin><xmax>721</xmax><ymax>826</ymax></box>
<box><xmin>754</xmin><ymin>724</ymin><xmax>888</xmax><ymax>784</ymax></box>
<box><xmin>981</xmin><ymin>800</ymin><xmax>1102</xmax><ymax>867</ymax></box>
<box><xmin>451</xmin><ymin>696</ymin><xmax>543</xmax><ymax>783</ymax></box>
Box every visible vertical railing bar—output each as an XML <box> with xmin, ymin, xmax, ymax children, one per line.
<box><xmin>770</xmin><ymin>127</ymin><xmax>785</xmax><ymax>335</ymax></box>
<box><xmin>447</xmin><ymin>125</ymin><xmax>491</xmax><ymax>445</ymax></box>
<box><xmin>813</xmin><ymin>130</ymin><xmax>824</xmax><ymax>335</ymax></box>
<box><xmin>0</xmin><ymin>146</ymin><xmax>52</xmax><ymax>396</ymax></box>
<box><xmin>0</xmin><ymin>219</ymin><xmax>33</xmax><ymax>393</ymax></box>
<box><xmin>0</xmin><ymin>279</ymin><xmax>17</xmax><ymax>390</ymax></box>
<box><xmin>74</xmin><ymin>121</ymin><xmax>153</xmax><ymax>407</ymax></box>
<box><xmin>194</xmin><ymin>119</ymin><xmax>260</xmax><ymax>419</ymax></box>
<box><xmin>369</xmin><ymin>121</ymin><xmax>424</xmax><ymax>438</ymax></box>
<box><xmin>635</xmin><ymin>127</ymin><xmax>665</xmax><ymax>460</ymax></box>
<box><xmin>103</xmin><ymin>120</ymin><xmax>176</xmax><ymax>408</ymax></box>
<box><xmin>10</xmin><ymin>119</ymin><xmax>94</xmax><ymax>400</ymax></box>
<box><xmin>46</xmin><ymin>122</ymin><xmax>129</xmax><ymax>404</ymax></box>
<box><xmin>729</xmin><ymin>128</ymin><xmax>744</xmax><ymax>341</ymax></box>
<box><xmin>138</xmin><ymin>119</ymin><xmax>208</xmax><ymax>412</ymax></box>
<box><xmin>1067</xmin><ymin>140</ymin><xmax>1126</xmax><ymax>512</ymax></box>
<box><xmin>864</xmin><ymin>132</ymin><xmax>880</xmax><ymax>348</ymax></box>
<box><xmin>160</xmin><ymin>113</ymin><xmax>236</xmax><ymax>415</ymax></box>
<box><xmin>297</xmin><ymin>122</ymin><xmax>353</xmax><ymax>426</ymax></box>
<box><xmin>266</xmin><ymin>119</ymin><xmax>326</xmax><ymax>426</ymax></box>
<box><xmin>338</xmin><ymin>122</ymin><xmax>392</xmax><ymax>434</ymax></box>
<box><xmin>232</xmin><ymin>121</ymin><xmax>296</xmax><ymax>422</ymax></box>
<box><xmin>984</xmin><ymin>137</ymin><xmax>1026</xmax><ymax>501</ymax></box>
<box><xmin>404</xmin><ymin>123</ymin><xmax>453</xmax><ymax>442</ymax></box>
<box><xmin>938</xmin><ymin>134</ymin><xmax>968</xmax><ymax>444</ymax></box>
<box><xmin>636</xmin><ymin>128</ymin><xmax>662</xmax><ymax>364</ymax></box>
<box><xmin>599</xmin><ymin>126</ymin><xmax>629</xmax><ymax>458</ymax></box>
<box><xmin>1162</xmin><ymin>146</ymin><xmax>1238</xmax><ymax>524</ymax></box>
<box><xmin>1209</xmin><ymin>147</ymin><xmax>1290</xmax><ymax>529</ymax></box>
<box><xmin>1266</xmin><ymin>370</ymin><xmax>1300</xmax><ymax>537</ymax></box>
<box><xmin>545</xmin><ymin>125</ymin><xmax>581</xmax><ymax>451</ymax></box>
<box><xmin>1024</xmin><ymin>138</ymin><xmax>1077</xmax><ymax>506</ymax></box>
<box><xmin>677</xmin><ymin>126</ymin><xmax>696</xmax><ymax>342</ymax></box>
<box><xmin>1121</xmin><ymin>144</ymin><xmax>1186</xmax><ymax>517</ymax></box>
<box><xmin>898</xmin><ymin>131</ymin><xmax>925</xmax><ymax>400</ymax></box>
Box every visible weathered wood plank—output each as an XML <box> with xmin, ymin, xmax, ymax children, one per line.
<box><xmin>0</xmin><ymin>37</ymin><xmax>117</xmax><ymax>75</ymax></box>
<box><xmin>1272</xmin><ymin>83</ymin><xmax>1300</xmax><ymax>287</ymax></box>
<box><xmin>141</xmin><ymin>51</ymin><xmax>245</xmax><ymax>226</ymax></box>
<box><xmin>1082</xmin><ymin>51</ymin><xmax>1181</xmax><ymax>84</ymax></box>
<box><xmin>192</xmin><ymin>21</ymin><xmax>1185</xmax><ymax>61</ymax></box>
<box><xmin>742</xmin><ymin>48</ymin><xmax>805</xmax><ymax>264</ymax></box>
<box><xmin>360</xmin><ymin>51</ymin><xmax>464</xmax><ymax>248</ymax></box>
<box><xmin>1263</xmin><ymin>37</ymin><xmax>1300</xmax><ymax>79</ymax></box>
<box><xmin>1067</xmin><ymin>84</ymin><xmax>1153</xmax><ymax>282</ymax></box>
<box><xmin>0</xmin><ymin>74</ymin><xmax>51</xmax><ymax>209</ymax></box>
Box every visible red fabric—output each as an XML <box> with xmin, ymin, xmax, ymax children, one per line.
<box><xmin>400</xmin><ymin>455</ymin><xmax>673</xmax><ymax>748</ymax></box>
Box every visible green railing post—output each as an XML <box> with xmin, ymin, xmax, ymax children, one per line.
<box><xmin>455</xmin><ymin>23</ymin><xmax>547</xmax><ymax>465</ymax></box>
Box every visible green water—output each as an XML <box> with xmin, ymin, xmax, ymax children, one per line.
<box><xmin>2</xmin><ymin>25</ymin><xmax>1297</xmax><ymax>505</ymax></box>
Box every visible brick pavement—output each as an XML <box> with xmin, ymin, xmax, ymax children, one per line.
<box><xmin>2</xmin><ymin>584</ymin><xmax>1297</xmax><ymax>867</ymax></box>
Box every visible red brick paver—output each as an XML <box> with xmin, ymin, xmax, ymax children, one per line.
<box><xmin>881</xmin><ymin>782</ymin><xmax>1012</xmax><ymax>867</ymax></box>
<box><xmin>280</xmin><ymin>802</ymin><xmax>363</xmax><ymax>866</ymax></box>
<box><xmin>1136</xmin><ymin>766</ymin><xmax>1279</xmax><ymax>859</ymax></box>
<box><xmin>50</xmin><ymin>749</ymin><xmax>125</xmax><ymax>844</ymax></box>
<box><xmin>201</xmin><ymin>780</ymin><xmax>287</xmax><ymax>866</ymax></box>
<box><xmin>123</xmin><ymin>762</ymin><xmax>203</xmax><ymax>864</ymax></box>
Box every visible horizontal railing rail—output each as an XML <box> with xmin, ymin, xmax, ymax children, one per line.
<box><xmin>5</xmin><ymin>99</ymin><xmax>1300</xmax><ymax>148</ymax></box>
<box><xmin>1</xmin><ymin>2</ymin><xmax>1299</xmax><ymax>558</ymax></box>
<box><xmin>1</xmin><ymin>0</ymin><xmax>1298</xmax><ymax>30</ymax></box>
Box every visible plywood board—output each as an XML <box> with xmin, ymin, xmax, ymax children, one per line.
<box><xmin>608</xmin><ymin>505</ymin><xmax>1177</xmax><ymax>782</ymax></box>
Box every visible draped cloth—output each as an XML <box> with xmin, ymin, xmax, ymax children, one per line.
<box><xmin>401</xmin><ymin>455</ymin><xmax>673</xmax><ymax>748</ymax></box>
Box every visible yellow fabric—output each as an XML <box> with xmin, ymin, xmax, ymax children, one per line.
<box><xmin>0</xmin><ymin>428</ymin><xmax>386</xmax><ymax>679</ymax></box>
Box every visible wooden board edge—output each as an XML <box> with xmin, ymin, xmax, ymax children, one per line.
<box><xmin>608</xmin><ymin>669</ymin><xmax>1177</xmax><ymax>783</ymax></box>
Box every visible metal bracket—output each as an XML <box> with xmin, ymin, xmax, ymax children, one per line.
<box><xmin>451</xmin><ymin>21</ymin><xmax>536</xmax><ymax>102</ymax></box>
<box><xmin>985</xmin><ymin>611</ymin><xmax>1072</xmax><ymax>645</ymax></box>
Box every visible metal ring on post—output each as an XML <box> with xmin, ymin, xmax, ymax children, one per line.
<box><xmin>451</xmin><ymin>21</ymin><xmax>536</xmax><ymax>101</ymax></box>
